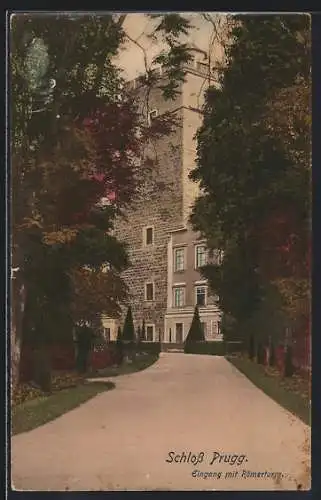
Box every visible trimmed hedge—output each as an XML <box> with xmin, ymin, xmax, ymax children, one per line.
<box><xmin>184</xmin><ymin>341</ymin><xmax>225</xmax><ymax>356</ymax></box>
<box><xmin>184</xmin><ymin>341</ymin><xmax>243</xmax><ymax>356</ymax></box>
<box><xmin>136</xmin><ymin>341</ymin><xmax>161</xmax><ymax>354</ymax></box>
<box><xmin>108</xmin><ymin>341</ymin><xmax>161</xmax><ymax>355</ymax></box>
<box><xmin>225</xmin><ymin>341</ymin><xmax>244</xmax><ymax>355</ymax></box>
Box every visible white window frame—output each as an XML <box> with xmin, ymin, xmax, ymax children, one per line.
<box><xmin>135</xmin><ymin>126</ymin><xmax>143</xmax><ymax>139</ymax></box>
<box><xmin>173</xmin><ymin>247</ymin><xmax>185</xmax><ymax>272</ymax></box>
<box><xmin>175</xmin><ymin>322</ymin><xmax>185</xmax><ymax>343</ymax></box>
<box><xmin>143</xmin><ymin>225</ymin><xmax>154</xmax><ymax>246</ymax></box>
<box><xmin>195</xmin><ymin>285</ymin><xmax>207</xmax><ymax>307</ymax></box>
<box><xmin>212</xmin><ymin>249</ymin><xmax>224</xmax><ymax>265</ymax></box>
<box><xmin>195</xmin><ymin>244</ymin><xmax>207</xmax><ymax>269</ymax></box>
<box><xmin>145</xmin><ymin>323</ymin><xmax>155</xmax><ymax>342</ymax></box>
<box><xmin>211</xmin><ymin>320</ymin><xmax>221</xmax><ymax>337</ymax></box>
<box><xmin>148</xmin><ymin>108</ymin><xmax>158</xmax><ymax>126</ymax></box>
<box><xmin>197</xmin><ymin>61</ymin><xmax>208</xmax><ymax>73</ymax></box>
<box><xmin>103</xmin><ymin>327</ymin><xmax>111</xmax><ymax>342</ymax></box>
<box><xmin>101</xmin><ymin>263</ymin><xmax>111</xmax><ymax>273</ymax></box>
<box><xmin>145</xmin><ymin>282</ymin><xmax>155</xmax><ymax>302</ymax></box>
<box><xmin>173</xmin><ymin>285</ymin><xmax>185</xmax><ymax>308</ymax></box>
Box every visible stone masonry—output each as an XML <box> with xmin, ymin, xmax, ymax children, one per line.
<box><xmin>111</xmin><ymin>49</ymin><xmax>218</xmax><ymax>340</ymax></box>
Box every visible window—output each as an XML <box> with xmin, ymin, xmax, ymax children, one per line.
<box><xmin>213</xmin><ymin>249</ymin><xmax>224</xmax><ymax>265</ymax></box>
<box><xmin>135</xmin><ymin>126</ymin><xmax>143</xmax><ymax>139</ymax></box>
<box><xmin>195</xmin><ymin>285</ymin><xmax>207</xmax><ymax>306</ymax></box>
<box><xmin>144</xmin><ymin>226</ymin><xmax>154</xmax><ymax>246</ymax></box>
<box><xmin>145</xmin><ymin>282</ymin><xmax>154</xmax><ymax>301</ymax></box>
<box><xmin>104</xmin><ymin>328</ymin><xmax>111</xmax><ymax>342</ymax></box>
<box><xmin>101</xmin><ymin>263</ymin><xmax>110</xmax><ymax>273</ymax></box>
<box><xmin>175</xmin><ymin>323</ymin><xmax>183</xmax><ymax>343</ymax></box>
<box><xmin>210</xmin><ymin>320</ymin><xmax>221</xmax><ymax>337</ymax></box>
<box><xmin>146</xmin><ymin>325</ymin><xmax>154</xmax><ymax>341</ymax></box>
<box><xmin>151</xmin><ymin>66</ymin><xmax>162</xmax><ymax>77</ymax></box>
<box><xmin>173</xmin><ymin>286</ymin><xmax>185</xmax><ymax>307</ymax></box>
<box><xmin>195</xmin><ymin>244</ymin><xmax>207</xmax><ymax>268</ymax></box>
<box><xmin>174</xmin><ymin>247</ymin><xmax>185</xmax><ymax>272</ymax></box>
<box><xmin>197</xmin><ymin>61</ymin><xmax>208</xmax><ymax>72</ymax></box>
<box><xmin>148</xmin><ymin>109</ymin><xmax>158</xmax><ymax>125</ymax></box>
<box><xmin>201</xmin><ymin>322</ymin><xmax>207</xmax><ymax>336</ymax></box>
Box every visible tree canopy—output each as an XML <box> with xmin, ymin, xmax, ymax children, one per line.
<box><xmin>10</xmin><ymin>12</ymin><xmax>195</xmax><ymax>383</ymax></box>
<box><xmin>190</xmin><ymin>14</ymin><xmax>311</xmax><ymax>341</ymax></box>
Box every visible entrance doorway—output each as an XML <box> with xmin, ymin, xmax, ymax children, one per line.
<box><xmin>175</xmin><ymin>323</ymin><xmax>183</xmax><ymax>343</ymax></box>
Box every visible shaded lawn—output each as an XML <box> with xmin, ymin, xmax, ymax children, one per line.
<box><xmin>12</xmin><ymin>381</ymin><xmax>115</xmax><ymax>436</ymax></box>
<box><xmin>227</xmin><ymin>355</ymin><xmax>310</xmax><ymax>426</ymax></box>
<box><xmin>88</xmin><ymin>352</ymin><xmax>159</xmax><ymax>378</ymax></box>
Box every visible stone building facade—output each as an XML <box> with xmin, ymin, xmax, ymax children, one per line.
<box><xmin>103</xmin><ymin>48</ymin><xmax>223</xmax><ymax>344</ymax></box>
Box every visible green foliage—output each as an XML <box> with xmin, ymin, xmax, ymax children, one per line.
<box><xmin>11</xmin><ymin>13</ymin><xmax>195</xmax><ymax>359</ymax></box>
<box><xmin>149</xmin><ymin>13</ymin><xmax>193</xmax><ymax>99</ymax></box>
<box><xmin>190</xmin><ymin>15</ymin><xmax>311</xmax><ymax>353</ymax></box>
<box><xmin>256</xmin><ymin>341</ymin><xmax>265</xmax><ymax>365</ymax></box>
<box><xmin>122</xmin><ymin>306</ymin><xmax>135</xmax><ymax>342</ymax></box>
<box><xmin>12</xmin><ymin>381</ymin><xmax>115</xmax><ymax>435</ymax></box>
<box><xmin>284</xmin><ymin>346</ymin><xmax>294</xmax><ymax>377</ymax></box>
<box><xmin>184</xmin><ymin>341</ymin><xmax>225</xmax><ymax>356</ymax></box>
<box><xmin>228</xmin><ymin>355</ymin><xmax>310</xmax><ymax>425</ymax></box>
<box><xmin>137</xmin><ymin>342</ymin><xmax>161</xmax><ymax>355</ymax></box>
<box><xmin>32</xmin><ymin>348</ymin><xmax>52</xmax><ymax>392</ymax></box>
<box><xmin>269</xmin><ymin>342</ymin><xmax>276</xmax><ymax>367</ymax></box>
<box><xmin>248</xmin><ymin>335</ymin><xmax>255</xmax><ymax>360</ymax></box>
<box><xmin>115</xmin><ymin>327</ymin><xmax>124</xmax><ymax>366</ymax></box>
<box><xmin>141</xmin><ymin>319</ymin><xmax>146</xmax><ymax>340</ymax></box>
<box><xmin>200</xmin><ymin>242</ymin><xmax>262</xmax><ymax>324</ymax></box>
<box><xmin>75</xmin><ymin>325</ymin><xmax>94</xmax><ymax>373</ymax></box>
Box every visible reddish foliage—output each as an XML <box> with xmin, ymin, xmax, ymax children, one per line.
<box><xmin>82</xmin><ymin>102</ymin><xmax>142</xmax><ymax>202</ymax></box>
<box><xmin>276</xmin><ymin>345</ymin><xmax>285</xmax><ymax>372</ymax></box>
<box><xmin>90</xmin><ymin>348</ymin><xmax>114</xmax><ymax>370</ymax></box>
<box><xmin>255</xmin><ymin>205</ymin><xmax>309</xmax><ymax>280</ymax></box>
<box><xmin>19</xmin><ymin>343</ymin><xmax>115</xmax><ymax>382</ymax></box>
<box><xmin>57</xmin><ymin>178</ymin><xmax>107</xmax><ymax>225</ymax></box>
<box><xmin>56</xmin><ymin>100</ymin><xmax>177</xmax><ymax>227</ymax></box>
<box><xmin>19</xmin><ymin>344</ymin><xmax>76</xmax><ymax>382</ymax></box>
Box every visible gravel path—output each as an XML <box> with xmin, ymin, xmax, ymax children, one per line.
<box><xmin>11</xmin><ymin>353</ymin><xmax>310</xmax><ymax>491</ymax></box>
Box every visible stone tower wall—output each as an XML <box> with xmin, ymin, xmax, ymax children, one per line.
<box><xmin>114</xmin><ymin>53</ymin><xmax>213</xmax><ymax>336</ymax></box>
<box><xmin>113</xmin><ymin>80</ymin><xmax>185</xmax><ymax>336</ymax></box>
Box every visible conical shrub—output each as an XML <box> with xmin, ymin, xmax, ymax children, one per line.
<box><xmin>184</xmin><ymin>306</ymin><xmax>205</xmax><ymax>353</ymax></box>
<box><xmin>122</xmin><ymin>306</ymin><xmax>135</xmax><ymax>341</ymax></box>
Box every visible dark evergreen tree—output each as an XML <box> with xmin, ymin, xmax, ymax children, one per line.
<box><xmin>269</xmin><ymin>341</ymin><xmax>276</xmax><ymax>366</ymax></box>
<box><xmin>115</xmin><ymin>326</ymin><xmax>124</xmax><ymax>366</ymax></box>
<box><xmin>248</xmin><ymin>334</ymin><xmax>255</xmax><ymax>360</ymax></box>
<box><xmin>256</xmin><ymin>341</ymin><xmax>265</xmax><ymax>365</ymax></box>
<box><xmin>122</xmin><ymin>306</ymin><xmax>135</xmax><ymax>341</ymax></box>
<box><xmin>141</xmin><ymin>319</ymin><xmax>146</xmax><ymax>341</ymax></box>
<box><xmin>284</xmin><ymin>345</ymin><xmax>294</xmax><ymax>377</ymax></box>
<box><xmin>76</xmin><ymin>324</ymin><xmax>94</xmax><ymax>373</ymax></box>
<box><xmin>11</xmin><ymin>13</ymin><xmax>194</xmax><ymax>388</ymax></box>
<box><xmin>189</xmin><ymin>15</ymin><xmax>311</xmax><ymax>355</ymax></box>
<box><xmin>184</xmin><ymin>306</ymin><xmax>205</xmax><ymax>352</ymax></box>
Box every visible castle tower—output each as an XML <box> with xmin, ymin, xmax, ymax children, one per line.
<box><xmin>104</xmin><ymin>48</ymin><xmax>223</xmax><ymax>344</ymax></box>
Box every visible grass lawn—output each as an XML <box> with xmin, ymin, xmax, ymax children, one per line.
<box><xmin>12</xmin><ymin>381</ymin><xmax>115</xmax><ymax>436</ymax></box>
<box><xmin>227</xmin><ymin>355</ymin><xmax>310</xmax><ymax>426</ymax></box>
<box><xmin>88</xmin><ymin>352</ymin><xmax>159</xmax><ymax>378</ymax></box>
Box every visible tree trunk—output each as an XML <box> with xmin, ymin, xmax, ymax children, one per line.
<box><xmin>11</xmin><ymin>269</ymin><xmax>26</xmax><ymax>396</ymax></box>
